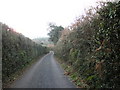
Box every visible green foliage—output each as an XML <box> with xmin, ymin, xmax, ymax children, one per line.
<box><xmin>48</xmin><ymin>23</ymin><xmax>64</xmax><ymax>44</ymax></box>
<box><xmin>2</xmin><ymin>23</ymin><xmax>48</xmax><ymax>83</ymax></box>
<box><xmin>54</xmin><ymin>1</ymin><xmax>120</xmax><ymax>88</ymax></box>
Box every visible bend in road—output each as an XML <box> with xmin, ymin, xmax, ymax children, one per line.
<box><xmin>11</xmin><ymin>52</ymin><xmax>76</xmax><ymax>88</ymax></box>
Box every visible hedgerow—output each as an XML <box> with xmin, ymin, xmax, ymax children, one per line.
<box><xmin>2</xmin><ymin>23</ymin><xmax>48</xmax><ymax>83</ymax></box>
<box><xmin>54</xmin><ymin>1</ymin><xmax>120</xmax><ymax>88</ymax></box>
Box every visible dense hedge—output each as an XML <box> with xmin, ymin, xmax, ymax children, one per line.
<box><xmin>2</xmin><ymin>23</ymin><xmax>48</xmax><ymax>83</ymax></box>
<box><xmin>54</xmin><ymin>1</ymin><xmax>120</xmax><ymax>88</ymax></box>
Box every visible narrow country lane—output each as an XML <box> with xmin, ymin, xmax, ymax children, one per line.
<box><xmin>10</xmin><ymin>52</ymin><xmax>76</xmax><ymax>88</ymax></box>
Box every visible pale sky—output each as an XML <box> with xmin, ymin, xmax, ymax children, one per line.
<box><xmin>0</xmin><ymin>0</ymin><xmax>110</xmax><ymax>39</ymax></box>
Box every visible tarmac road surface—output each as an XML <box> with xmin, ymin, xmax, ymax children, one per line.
<box><xmin>11</xmin><ymin>51</ymin><xmax>76</xmax><ymax>88</ymax></box>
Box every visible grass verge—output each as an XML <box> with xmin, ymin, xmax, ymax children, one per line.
<box><xmin>55</xmin><ymin>57</ymin><xmax>89</xmax><ymax>88</ymax></box>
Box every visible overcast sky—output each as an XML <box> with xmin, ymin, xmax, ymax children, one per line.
<box><xmin>0</xmin><ymin>0</ymin><xmax>111</xmax><ymax>39</ymax></box>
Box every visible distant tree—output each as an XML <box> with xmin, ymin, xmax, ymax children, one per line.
<box><xmin>48</xmin><ymin>23</ymin><xmax>64</xmax><ymax>44</ymax></box>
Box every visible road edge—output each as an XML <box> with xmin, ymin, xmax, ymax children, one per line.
<box><xmin>3</xmin><ymin>53</ymin><xmax>49</xmax><ymax>88</ymax></box>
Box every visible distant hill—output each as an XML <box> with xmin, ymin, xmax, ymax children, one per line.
<box><xmin>32</xmin><ymin>37</ymin><xmax>54</xmax><ymax>47</ymax></box>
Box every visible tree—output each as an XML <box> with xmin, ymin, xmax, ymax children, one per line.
<box><xmin>47</xmin><ymin>23</ymin><xmax>64</xmax><ymax>44</ymax></box>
